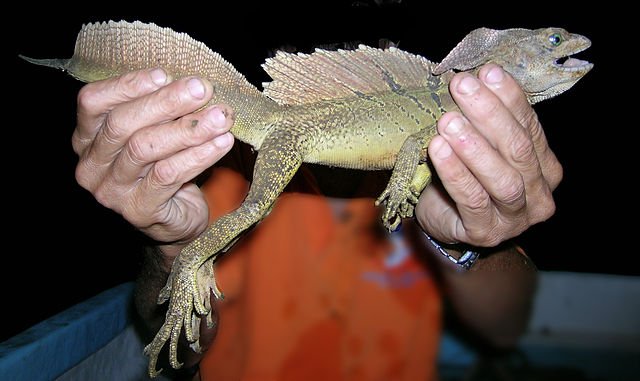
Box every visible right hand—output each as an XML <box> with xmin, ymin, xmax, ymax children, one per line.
<box><xmin>73</xmin><ymin>68</ymin><xmax>235</xmax><ymax>262</ymax></box>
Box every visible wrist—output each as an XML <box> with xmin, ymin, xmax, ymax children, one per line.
<box><xmin>421</xmin><ymin>232</ymin><xmax>481</xmax><ymax>271</ymax></box>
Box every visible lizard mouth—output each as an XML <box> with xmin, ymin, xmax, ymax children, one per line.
<box><xmin>553</xmin><ymin>45</ymin><xmax>594</xmax><ymax>73</ymax></box>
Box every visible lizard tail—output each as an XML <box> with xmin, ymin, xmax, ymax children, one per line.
<box><xmin>18</xmin><ymin>56</ymin><xmax>70</xmax><ymax>71</ymax></box>
<box><xmin>21</xmin><ymin>21</ymin><xmax>278</xmax><ymax>146</ymax></box>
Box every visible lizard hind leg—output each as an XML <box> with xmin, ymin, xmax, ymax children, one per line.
<box><xmin>145</xmin><ymin>131</ymin><xmax>305</xmax><ymax>378</ymax></box>
<box><xmin>144</xmin><ymin>240</ymin><xmax>230</xmax><ymax>377</ymax></box>
<box><xmin>143</xmin><ymin>253</ymin><xmax>199</xmax><ymax>377</ymax></box>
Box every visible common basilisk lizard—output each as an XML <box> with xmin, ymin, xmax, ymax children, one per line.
<box><xmin>21</xmin><ymin>21</ymin><xmax>592</xmax><ymax>377</ymax></box>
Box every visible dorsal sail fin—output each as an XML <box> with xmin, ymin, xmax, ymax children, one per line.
<box><xmin>262</xmin><ymin>45</ymin><xmax>436</xmax><ymax>106</ymax></box>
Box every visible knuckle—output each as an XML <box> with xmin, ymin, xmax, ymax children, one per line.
<box><xmin>479</xmin><ymin>97</ymin><xmax>502</xmax><ymax>119</ymax></box>
<box><xmin>463</xmin><ymin>183</ymin><xmax>492</xmax><ymax>212</ymax></box>
<box><xmin>538</xmin><ymin>148</ymin><xmax>563</xmax><ymax>190</ymax></box>
<box><xmin>542</xmin><ymin>197</ymin><xmax>557</xmax><ymax>221</ymax></box>
<box><xmin>546</xmin><ymin>159</ymin><xmax>563</xmax><ymax>189</ymax></box>
<box><xmin>74</xmin><ymin>162</ymin><xmax>92</xmax><ymax>191</ymax></box>
<box><xmin>152</xmin><ymin>83</ymin><xmax>194</xmax><ymax>117</ymax></box>
<box><xmin>74</xmin><ymin>157</ymin><xmax>104</xmax><ymax>192</ymax></box>
<box><xmin>193</xmin><ymin>143</ymin><xmax>218</xmax><ymax>163</ymax></box>
<box><xmin>148</xmin><ymin>92</ymin><xmax>181</xmax><ymax>120</ymax></box>
<box><xmin>520</xmin><ymin>106</ymin><xmax>540</xmax><ymax>131</ymax></box>
<box><xmin>102</xmin><ymin>111</ymin><xmax>125</xmax><ymax>144</ymax></box>
<box><xmin>492</xmin><ymin>69</ymin><xmax>529</xmax><ymax>107</ymax></box>
<box><xmin>178</xmin><ymin>116</ymin><xmax>209</xmax><ymax>143</ymax></box>
<box><xmin>93</xmin><ymin>183</ymin><xmax>115</xmax><ymax>210</ymax></box>
<box><xmin>116</xmin><ymin>70</ymin><xmax>158</xmax><ymax>99</ymax></box>
<box><xmin>509</xmin><ymin>132</ymin><xmax>536</xmax><ymax>166</ymax></box>
<box><xmin>71</xmin><ymin>131</ymin><xmax>86</xmax><ymax>155</ymax></box>
<box><xmin>158</xmin><ymin>90</ymin><xmax>184</xmax><ymax>115</ymax></box>
<box><xmin>76</xmin><ymin>83</ymin><xmax>102</xmax><ymax>112</ymax></box>
<box><xmin>531</xmin><ymin>188</ymin><xmax>557</xmax><ymax>223</ymax></box>
<box><xmin>152</xmin><ymin>160</ymin><xmax>180</xmax><ymax>187</ymax></box>
<box><xmin>496</xmin><ymin>175</ymin><xmax>526</xmax><ymax>208</ymax></box>
<box><xmin>126</xmin><ymin>132</ymin><xmax>153</xmax><ymax>165</ymax></box>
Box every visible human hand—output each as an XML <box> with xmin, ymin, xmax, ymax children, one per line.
<box><xmin>416</xmin><ymin>64</ymin><xmax>562</xmax><ymax>247</ymax></box>
<box><xmin>73</xmin><ymin>68</ymin><xmax>234</xmax><ymax>260</ymax></box>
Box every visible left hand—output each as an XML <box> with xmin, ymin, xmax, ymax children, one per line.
<box><xmin>415</xmin><ymin>64</ymin><xmax>562</xmax><ymax>247</ymax></box>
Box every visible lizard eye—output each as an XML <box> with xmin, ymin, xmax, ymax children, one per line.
<box><xmin>548</xmin><ymin>33</ymin><xmax>563</xmax><ymax>46</ymax></box>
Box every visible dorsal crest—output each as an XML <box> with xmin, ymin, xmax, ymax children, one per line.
<box><xmin>262</xmin><ymin>45</ymin><xmax>437</xmax><ymax>106</ymax></box>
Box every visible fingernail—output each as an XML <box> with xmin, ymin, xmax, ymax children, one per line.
<box><xmin>206</xmin><ymin>107</ymin><xmax>227</xmax><ymax>127</ymax></box>
<box><xmin>150</xmin><ymin>68</ymin><xmax>167</xmax><ymax>86</ymax></box>
<box><xmin>187</xmin><ymin>78</ymin><xmax>206</xmax><ymax>99</ymax></box>
<box><xmin>485</xmin><ymin>66</ymin><xmax>504</xmax><ymax>85</ymax></box>
<box><xmin>432</xmin><ymin>138</ymin><xmax>452</xmax><ymax>159</ymax></box>
<box><xmin>444</xmin><ymin>117</ymin><xmax>463</xmax><ymax>136</ymax></box>
<box><xmin>457</xmin><ymin>75</ymin><xmax>480</xmax><ymax>95</ymax></box>
<box><xmin>213</xmin><ymin>132</ymin><xmax>233</xmax><ymax>149</ymax></box>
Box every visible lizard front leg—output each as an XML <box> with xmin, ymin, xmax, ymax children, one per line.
<box><xmin>144</xmin><ymin>129</ymin><xmax>305</xmax><ymax>377</ymax></box>
<box><xmin>376</xmin><ymin>127</ymin><xmax>436</xmax><ymax>231</ymax></box>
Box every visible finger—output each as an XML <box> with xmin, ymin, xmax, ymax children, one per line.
<box><xmin>478</xmin><ymin>64</ymin><xmax>562</xmax><ymax>189</ymax></box>
<box><xmin>450</xmin><ymin>72</ymin><xmax>542</xmax><ymax>181</ymax></box>
<box><xmin>73</xmin><ymin>68</ymin><xmax>169</xmax><ymax>155</ymax></box>
<box><xmin>76</xmin><ymin>76</ymin><xmax>214</xmax><ymax>191</ymax></box>
<box><xmin>448</xmin><ymin>72</ymin><xmax>550</xmax><ymax>211</ymax></box>
<box><xmin>124</xmin><ymin>131</ymin><xmax>234</xmax><ymax>226</ymax></box>
<box><xmin>112</xmin><ymin>105</ymin><xmax>234</xmax><ymax>186</ymax></box>
<box><xmin>436</xmin><ymin>112</ymin><xmax>527</xmax><ymax>220</ymax></box>
<box><xmin>90</xmin><ymin>76</ymin><xmax>213</xmax><ymax>166</ymax></box>
<box><xmin>417</xmin><ymin>136</ymin><xmax>469</xmax><ymax>243</ymax></box>
<box><xmin>429</xmin><ymin>129</ymin><xmax>517</xmax><ymax>246</ymax></box>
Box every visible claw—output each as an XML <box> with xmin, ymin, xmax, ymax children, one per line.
<box><xmin>390</xmin><ymin>215</ymin><xmax>402</xmax><ymax>231</ymax></box>
<box><xmin>184</xmin><ymin>308</ymin><xmax>196</xmax><ymax>343</ymax></box>
<box><xmin>169</xmin><ymin>320</ymin><xmax>184</xmax><ymax>370</ymax></box>
<box><xmin>189</xmin><ymin>340</ymin><xmax>202</xmax><ymax>354</ymax></box>
<box><xmin>188</xmin><ymin>314</ymin><xmax>202</xmax><ymax>353</ymax></box>
<box><xmin>144</xmin><ymin>319</ymin><xmax>172</xmax><ymax>377</ymax></box>
<box><xmin>377</xmin><ymin>180</ymin><xmax>422</xmax><ymax>232</ymax></box>
<box><xmin>206</xmin><ymin>311</ymin><xmax>216</xmax><ymax>329</ymax></box>
<box><xmin>145</xmin><ymin>255</ymin><xmax>226</xmax><ymax>378</ymax></box>
<box><xmin>143</xmin><ymin>343</ymin><xmax>163</xmax><ymax>378</ymax></box>
<box><xmin>193</xmin><ymin>280</ymin><xmax>209</xmax><ymax>316</ymax></box>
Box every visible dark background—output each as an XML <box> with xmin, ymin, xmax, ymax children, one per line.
<box><xmin>4</xmin><ymin>4</ymin><xmax>627</xmax><ymax>341</ymax></box>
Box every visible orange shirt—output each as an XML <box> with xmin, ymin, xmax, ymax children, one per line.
<box><xmin>199</xmin><ymin>166</ymin><xmax>442</xmax><ymax>381</ymax></box>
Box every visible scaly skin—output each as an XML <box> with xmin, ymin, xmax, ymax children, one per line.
<box><xmin>21</xmin><ymin>21</ymin><xmax>592</xmax><ymax>377</ymax></box>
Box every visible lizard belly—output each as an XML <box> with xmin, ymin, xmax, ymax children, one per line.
<box><xmin>305</xmin><ymin>123</ymin><xmax>420</xmax><ymax>170</ymax></box>
<box><xmin>294</xmin><ymin>88</ymin><xmax>448</xmax><ymax>170</ymax></box>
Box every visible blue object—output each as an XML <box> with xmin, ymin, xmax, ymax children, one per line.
<box><xmin>1</xmin><ymin>273</ymin><xmax>639</xmax><ymax>380</ymax></box>
<box><xmin>0</xmin><ymin>283</ymin><xmax>134</xmax><ymax>381</ymax></box>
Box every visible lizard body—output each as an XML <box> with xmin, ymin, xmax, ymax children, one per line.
<box><xmin>21</xmin><ymin>21</ymin><xmax>592</xmax><ymax>377</ymax></box>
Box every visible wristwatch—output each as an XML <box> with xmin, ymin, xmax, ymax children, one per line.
<box><xmin>422</xmin><ymin>232</ymin><xmax>480</xmax><ymax>271</ymax></box>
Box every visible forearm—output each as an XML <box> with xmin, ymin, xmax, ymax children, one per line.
<box><xmin>409</xmin><ymin>213</ymin><xmax>538</xmax><ymax>348</ymax></box>
<box><xmin>134</xmin><ymin>246</ymin><xmax>176</xmax><ymax>335</ymax></box>
<box><xmin>432</xmin><ymin>241</ymin><xmax>538</xmax><ymax>348</ymax></box>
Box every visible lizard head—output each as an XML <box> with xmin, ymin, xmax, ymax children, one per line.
<box><xmin>433</xmin><ymin>27</ymin><xmax>593</xmax><ymax>104</ymax></box>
